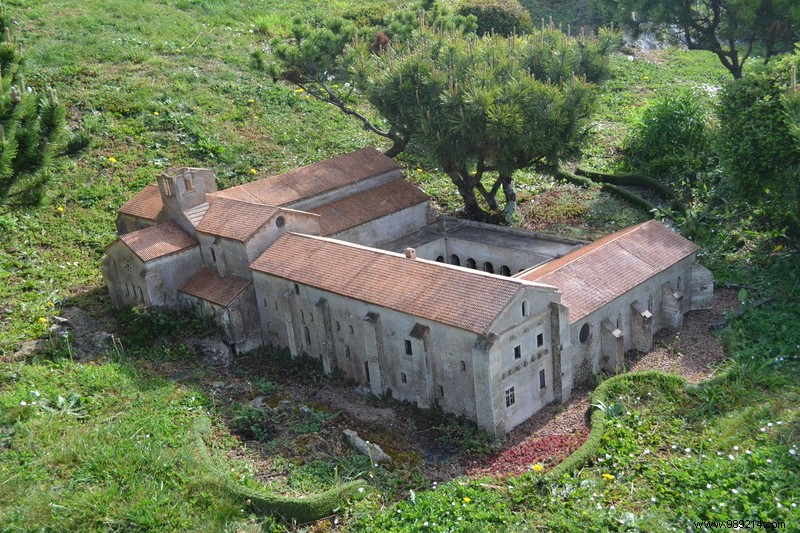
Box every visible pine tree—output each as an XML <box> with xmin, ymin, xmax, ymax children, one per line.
<box><xmin>0</xmin><ymin>5</ymin><xmax>66</xmax><ymax>211</ymax></box>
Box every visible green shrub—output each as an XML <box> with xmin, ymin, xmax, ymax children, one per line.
<box><xmin>624</xmin><ymin>88</ymin><xmax>712</xmax><ymax>186</ymax></box>
<box><xmin>716</xmin><ymin>56</ymin><xmax>800</xmax><ymax>237</ymax></box>
<box><xmin>457</xmin><ymin>0</ymin><xmax>533</xmax><ymax>36</ymax></box>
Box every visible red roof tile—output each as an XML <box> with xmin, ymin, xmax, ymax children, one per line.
<box><xmin>251</xmin><ymin>233</ymin><xmax>534</xmax><ymax>334</ymax></box>
<box><xmin>520</xmin><ymin>220</ymin><xmax>699</xmax><ymax>323</ymax></box>
<box><xmin>179</xmin><ymin>268</ymin><xmax>252</xmax><ymax>307</ymax></box>
<box><xmin>195</xmin><ymin>197</ymin><xmax>280</xmax><ymax>242</ymax></box>
<box><xmin>212</xmin><ymin>148</ymin><xmax>399</xmax><ymax>207</ymax></box>
<box><xmin>310</xmin><ymin>179</ymin><xmax>429</xmax><ymax>236</ymax></box>
<box><xmin>118</xmin><ymin>184</ymin><xmax>163</xmax><ymax>221</ymax></box>
<box><xmin>118</xmin><ymin>221</ymin><xmax>198</xmax><ymax>262</ymax></box>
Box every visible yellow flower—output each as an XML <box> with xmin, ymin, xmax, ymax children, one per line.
<box><xmin>294</xmin><ymin>88</ymin><xmax>304</xmax><ymax>93</ymax></box>
<box><xmin>417</xmin><ymin>168</ymin><xmax>423</xmax><ymax>173</ymax></box>
<box><xmin>774</xmin><ymin>244</ymin><xmax>784</xmax><ymax>252</ymax></box>
<box><xmin>107</xmin><ymin>157</ymin><xmax>117</xmax><ymax>163</ymax></box>
<box><xmin>602</xmin><ymin>473</ymin><xmax>615</xmax><ymax>481</ymax></box>
<box><xmin>463</xmin><ymin>497</ymin><xmax>471</xmax><ymax>503</ymax></box>
<box><xmin>249</xmin><ymin>168</ymin><xmax>257</xmax><ymax>175</ymax></box>
<box><xmin>56</xmin><ymin>206</ymin><xmax>64</xmax><ymax>213</ymax></box>
<box><xmin>532</xmin><ymin>464</ymin><xmax>544</xmax><ymax>472</ymax></box>
<box><xmin>38</xmin><ymin>317</ymin><xmax>47</xmax><ymax>324</ymax></box>
<box><xmin>642</xmin><ymin>75</ymin><xmax>650</xmax><ymax>81</ymax></box>
<box><xmin>247</xmin><ymin>99</ymin><xmax>255</xmax><ymax>104</ymax></box>
<box><xmin>46</xmin><ymin>301</ymin><xmax>55</xmax><ymax>307</ymax></box>
<box><xmin>153</xmin><ymin>111</ymin><xmax>159</xmax><ymax>116</ymax></box>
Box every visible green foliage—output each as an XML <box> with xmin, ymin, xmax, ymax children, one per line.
<box><xmin>624</xmin><ymin>88</ymin><xmax>712</xmax><ymax>186</ymax></box>
<box><xmin>592</xmin><ymin>0</ymin><xmax>800</xmax><ymax>78</ymax></box>
<box><xmin>457</xmin><ymin>0</ymin><xmax>533</xmax><ymax>36</ymax></box>
<box><xmin>355</xmin><ymin>26</ymin><xmax>610</xmax><ymax>218</ymax></box>
<box><xmin>716</xmin><ymin>54</ymin><xmax>800</xmax><ymax>237</ymax></box>
<box><xmin>0</xmin><ymin>15</ymin><xmax>66</xmax><ymax>211</ymax></box>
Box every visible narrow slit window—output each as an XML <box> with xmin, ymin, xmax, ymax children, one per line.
<box><xmin>304</xmin><ymin>327</ymin><xmax>311</xmax><ymax>344</ymax></box>
<box><xmin>539</xmin><ymin>369</ymin><xmax>546</xmax><ymax>389</ymax></box>
<box><xmin>537</xmin><ymin>333</ymin><xmax>544</xmax><ymax>347</ymax></box>
<box><xmin>522</xmin><ymin>301</ymin><xmax>527</xmax><ymax>317</ymax></box>
<box><xmin>514</xmin><ymin>345</ymin><xmax>521</xmax><ymax>359</ymax></box>
<box><xmin>210</xmin><ymin>248</ymin><xmax>216</xmax><ymax>263</ymax></box>
<box><xmin>404</xmin><ymin>339</ymin><xmax>413</xmax><ymax>356</ymax></box>
<box><xmin>400</xmin><ymin>372</ymin><xmax>407</xmax><ymax>384</ymax></box>
<box><xmin>460</xmin><ymin>360</ymin><xmax>466</xmax><ymax>371</ymax></box>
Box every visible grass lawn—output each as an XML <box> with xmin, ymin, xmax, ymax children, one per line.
<box><xmin>1</xmin><ymin>1</ymin><xmax>798</xmax><ymax>531</ymax></box>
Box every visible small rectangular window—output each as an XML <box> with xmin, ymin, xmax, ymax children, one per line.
<box><xmin>514</xmin><ymin>345</ymin><xmax>521</xmax><ymax>359</ymax></box>
<box><xmin>537</xmin><ymin>333</ymin><xmax>544</xmax><ymax>347</ymax></box>
<box><xmin>401</xmin><ymin>372</ymin><xmax>407</xmax><ymax>384</ymax></box>
<box><xmin>505</xmin><ymin>386</ymin><xmax>515</xmax><ymax>407</ymax></box>
<box><xmin>294</xmin><ymin>283</ymin><xmax>300</xmax><ymax>295</ymax></box>
<box><xmin>404</xmin><ymin>339</ymin><xmax>413</xmax><ymax>356</ymax></box>
<box><xmin>539</xmin><ymin>369</ymin><xmax>546</xmax><ymax>390</ymax></box>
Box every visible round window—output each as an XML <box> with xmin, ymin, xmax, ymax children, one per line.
<box><xmin>579</xmin><ymin>323</ymin><xmax>591</xmax><ymax>344</ymax></box>
<box><xmin>275</xmin><ymin>216</ymin><xmax>285</xmax><ymax>228</ymax></box>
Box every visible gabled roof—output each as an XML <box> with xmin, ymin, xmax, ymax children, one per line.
<box><xmin>251</xmin><ymin>233</ymin><xmax>540</xmax><ymax>335</ymax></box>
<box><xmin>519</xmin><ymin>220</ymin><xmax>699</xmax><ymax>324</ymax></box>
<box><xmin>117</xmin><ymin>221</ymin><xmax>198</xmax><ymax>262</ymax></box>
<box><xmin>118</xmin><ymin>184</ymin><xmax>163</xmax><ymax>221</ymax></box>
<box><xmin>310</xmin><ymin>179</ymin><xmax>429</xmax><ymax>236</ymax></box>
<box><xmin>212</xmin><ymin>147</ymin><xmax>399</xmax><ymax>207</ymax></box>
<box><xmin>195</xmin><ymin>197</ymin><xmax>280</xmax><ymax>242</ymax></box>
<box><xmin>179</xmin><ymin>268</ymin><xmax>252</xmax><ymax>307</ymax></box>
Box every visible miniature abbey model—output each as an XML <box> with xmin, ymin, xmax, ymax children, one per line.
<box><xmin>103</xmin><ymin>147</ymin><xmax>713</xmax><ymax>440</ymax></box>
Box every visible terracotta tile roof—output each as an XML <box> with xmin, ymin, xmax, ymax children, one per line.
<box><xmin>118</xmin><ymin>184</ymin><xmax>163</xmax><ymax>221</ymax></box>
<box><xmin>196</xmin><ymin>197</ymin><xmax>280</xmax><ymax>242</ymax></box>
<box><xmin>251</xmin><ymin>233</ymin><xmax>533</xmax><ymax>334</ymax></box>
<box><xmin>118</xmin><ymin>221</ymin><xmax>198</xmax><ymax>262</ymax></box>
<box><xmin>212</xmin><ymin>147</ymin><xmax>399</xmax><ymax>207</ymax></box>
<box><xmin>310</xmin><ymin>179</ymin><xmax>429</xmax><ymax>236</ymax></box>
<box><xmin>520</xmin><ymin>220</ymin><xmax>699</xmax><ymax>323</ymax></box>
<box><xmin>179</xmin><ymin>268</ymin><xmax>252</xmax><ymax>307</ymax></box>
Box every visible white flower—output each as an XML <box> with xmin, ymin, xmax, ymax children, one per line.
<box><xmin>760</xmin><ymin>427</ymin><xmax>766</xmax><ymax>432</ymax></box>
<box><xmin>746</xmin><ymin>450</ymin><xmax>752</xmax><ymax>455</ymax></box>
<box><xmin>651</xmin><ymin>497</ymin><xmax>656</xmax><ymax>502</ymax></box>
<box><xmin>767</xmin><ymin>459</ymin><xmax>772</xmax><ymax>463</ymax></box>
<box><xmin>685</xmin><ymin>448</ymin><xmax>691</xmax><ymax>453</ymax></box>
<box><xmin>358</xmin><ymin>487</ymin><xmax>365</xmax><ymax>493</ymax></box>
<box><xmin>728</xmin><ymin>454</ymin><xmax>734</xmax><ymax>460</ymax></box>
<box><xmin>731</xmin><ymin>488</ymin><xmax>739</xmax><ymax>494</ymax></box>
<box><xmin>733</xmin><ymin>446</ymin><xmax>739</xmax><ymax>451</ymax></box>
<box><xmin>768</xmin><ymin>423</ymin><xmax>773</xmax><ymax>427</ymax></box>
<box><xmin>30</xmin><ymin>390</ymin><xmax>40</xmax><ymax>397</ymax></box>
<box><xmin>777</xmin><ymin>421</ymin><xmax>783</xmax><ymax>425</ymax></box>
<box><xmin>423</xmin><ymin>521</ymin><xmax>428</xmax><ymax>526</ymax></box>
<box><xmin>643</xmin><ymin>449</ymin><xmax>650</xmax><ymax>454</ymax></box>
<box><xmin>19</xmin><ymin>401</ymin><xmax>26</xmax><ymax>406</ymax></box>
<box><xmin>706</xmin><ymin>484</ymin><xmax>713</xmax><ymax>489</ymax></box>
<box><xmin>789</xmin><ymin>449</ymin><xmax>797</xmax><ymax>456</ymax></box>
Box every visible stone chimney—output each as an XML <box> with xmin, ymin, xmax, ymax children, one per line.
<box><xmin>404</xmin><ymin>248</ymin><xmax>417</xmax><ymax>259</ymax></box>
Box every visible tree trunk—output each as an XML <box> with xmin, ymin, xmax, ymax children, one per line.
<box><xmin>500</xmin><ymin>172</ymin><xmax>516</xmax><ymax>221</ymax></box>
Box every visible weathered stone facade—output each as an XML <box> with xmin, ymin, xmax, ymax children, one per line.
<box><xmin>103</xmin><ymin>147</ymin><xmax>713</xmax><ymax>440</ymax></box>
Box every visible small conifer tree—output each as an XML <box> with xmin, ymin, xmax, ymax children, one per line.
<box><xmin>0</xmin><ymin>4</ymin><xmax>67</xmax><ymax>211</ymax></box>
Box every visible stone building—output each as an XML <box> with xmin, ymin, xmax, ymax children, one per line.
<box><xmin>103</xmin><ymin>147</ymin><xmax>713</xmax><ymax>439</ymax></box>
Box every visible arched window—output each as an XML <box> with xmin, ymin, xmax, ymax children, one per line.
<box><xmin>450</xmin><ymin>254</ymin><xmax>460</xmax><ymax>266</ymax></box>
<box><xmin>579</xmin><ymin>323</ymin><xmax>591</xmax><ymax>344</ymax></box>
<box><xmin>522</xmin><ymin>301</ymin><xmax>528</xmax><ymax>317</ymax></box>
<box><xmin>483</xmin><ymin>261</ymin><xmax>494</xmax><ymax>273</ymax></box>
<box><xmin>304</xmin><ymin>327</ymin><xmax>311</xmax><ymax>344</ymax></box>
<box><xmin>435</xmin><ymin>255</ymin><xmax>445</xmax><ymax>263</ymax></box>
<box><xmin>460</xmin><ymin>360</ymin><xmax>466</xmax><ymax>371</ymax></box>
<box><xmin>466</xmin><ymin>258</ymin><xmax>476</xmax><ymax>269</ymax></box>
<box><xmin>500</xmin><ymin>265</ymin><xmax>511</xmax><ymax>276</ymax></box>
<box><xmin>401</xmin><ymin>372</ymin><xmax>407</xmax><ymax>383</ymax></box>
